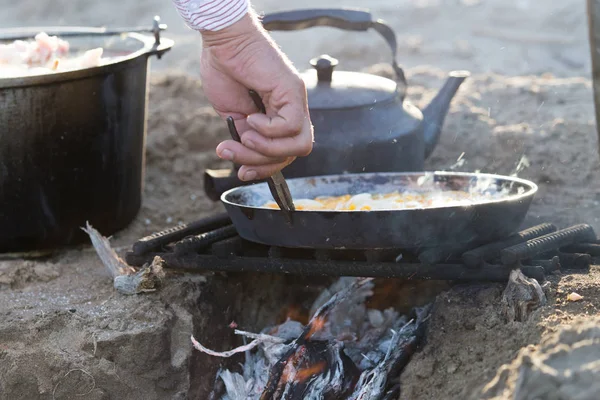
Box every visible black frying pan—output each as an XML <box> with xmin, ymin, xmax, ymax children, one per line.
<box><xmin>220</xmin><ymin>171</ymin><xmax>538</xmax><ymax>250</ymax></box>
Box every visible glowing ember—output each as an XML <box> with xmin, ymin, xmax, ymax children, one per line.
<box><xmin>305</xmin><ymin>316</ymin><xmax>326</xmax><ymax>339</ymax></box>
<box><xmin>292</xmin><ymin>361</ymin><xmax>327</xmax><ymax>383</ymax></box>
<box><xmin>279</xmin><ymin>304</ymin><xmax>309</xmax><ymax>325</ymax></box>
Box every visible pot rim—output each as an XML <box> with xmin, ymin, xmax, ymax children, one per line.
<box><xmin>0</xmin><ymin>31</ymin><xmax>173</xmax><ymax>89</ymax></box>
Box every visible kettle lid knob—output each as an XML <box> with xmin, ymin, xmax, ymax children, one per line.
<box><xmin>309</xmin><ymin>54</ymin><xmax>339</xmax><ymax>83</ymax></box>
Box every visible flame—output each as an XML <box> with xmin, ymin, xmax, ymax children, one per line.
<box><xmin>365</xmin><ymin>279</ymin><xmax>450</xmax><ymax>314</ymax></box>
<box><xmin>279</xmin><ymin>304</ymin><xmax>309</xmax><ymax>325</ymax></box>
<box><xmin>365</xmin><ymin>279</ymin><xmax>400</xmax><ymax>309</ymax></box>
<box><xmin>294</xmin><ymin>361</ymin><xmax>327</xmax><ymax>383</ymax></box>
<box><xmin>281</xmin><ymin>346</ymin><xmax>307</xmax><ymax>382</ymax></box>
<box><xmin>306</xmin><ymin>316</ymin><xmax>326</xmax><ymax>338</ymax></box>
<box><xmin>280</xmin><ymin>345</ymin><xmax>327</xmax><ymax>384</ymax></box>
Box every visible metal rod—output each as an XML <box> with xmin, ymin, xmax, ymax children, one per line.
<box><xmin>462</xmin><ymin>223</ymin><xmax>557</xmax><ymax>268</ymax></box>
<box><xmin>560</xmin><ymin>242</ymin><xmax>600</xmax><ymax>256</ymax></box>
<box><xmin>173</xmin><ymin>225</ymin><xmax>238</xmax><ymax>254</ymax></box>
<box><xmin>500</xmin><ymin>224</ymin><xmax>597</xmax><ymax>265</ymax></box>
<box><xmin>558</xmin><ymin>251</ymin><xmax>592</xmax><ymax>270</ymax></box>
<box><xmin>131</xmin><ymin>213</ymin><xmax>231</xmax><ymax>255</ymax></box>
<box><xmin>418</xmin><ymin>244</ymin><xmax>474</xmax><ymax>265</ymax></box>
<box><xmin>536</xmin><ymin>256</ymin><xmax>561</xmax><ymax>273</ymax></box>
<box><xmin>153</xmin><ymin>253</ymin><xmax>546</xmax><ymax>282</ymax></box>
<box><xmin>210</xmin><ymin>236</ymin><xmax>244</xmax><ymax>258</ymax></box>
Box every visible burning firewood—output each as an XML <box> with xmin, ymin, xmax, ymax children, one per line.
<box><xmin>191</xmin><ymin>277</ymin><xmax>432</xmax><ymax>399</ymax></box>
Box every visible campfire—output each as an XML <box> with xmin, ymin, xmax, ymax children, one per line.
<box><xmin>191</xmin><ymin>277</ymin><xmax>430</xmax><ymax>400</ymax></box>
<box><xmin>84</xmin><ymin>208</ymin><xmax>599</xmax><ymax>398</ymax></box>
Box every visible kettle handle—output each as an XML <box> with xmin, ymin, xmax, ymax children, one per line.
<box><xmin>261</xmin><ymin>8</ymin><xmax>407</xmax><ymax>89</ymax></box>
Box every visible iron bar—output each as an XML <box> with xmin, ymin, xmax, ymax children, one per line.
<box><xmin>210</xmin><ymin>236</ymin><xmax>244</xmax><ymax>258</ymax></box>
<box><xmin>560</xmin><ymin>242</ymin><xmax>600</xmax><ymax>256</ymax></box>
<box><xmin>500</xmin><ymin>224</ymin><xmax>596</xmax><ymax>265</ymax></box>
<box><xmin>462</xmin><ymin>223</ymin><xmax>557</xmax><ymax>268</ymax></box>
<box><xmin>131</xmin><ymin>213</ymin><xmax>231</xmax><ymax>255</ymax></box>
<box><xmin>172</xmin><ymin>225</ymin><xmax>237</xmax><ymax>254</ymax></box>
<box><xmin>153</xmin><ymin>252</ymin><xmax>546</xmax><ymax>282</ymax></box>
<box><xmin>419</xmin><ymin>244</ymin><xmax>474</xmax><ymax>265</ymax></box>
<box><xmin>536</xmin><ymin>256</ymin><xmax>561</xmax><ymax>273</ymax></box>
<box><xmin>558</xmin><ymin>251</ymin><xmax>592</xmax><ymax>270</ymax></box>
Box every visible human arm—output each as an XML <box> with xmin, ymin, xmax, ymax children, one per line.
<box><xmin>171</xmin><ymin>0</ymin><xmax>314</xmax><ymax>181</ymax></box>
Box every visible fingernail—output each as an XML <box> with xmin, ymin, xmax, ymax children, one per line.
<box><xmin>243</xmin><ymin>170</ymin><xmax>257</xmax><ymax>181</ymax></box>
<box><xmin>246</xmin><ymin>115</ymin><xmax>257</xmax><ymax>127</ymax></box>
<box><xmin>219</xmin><ymin>149</ymin><xmax>234</xmax><ymax>161</ymax></box>
<box><xmin>244</xmin><ymin>139</ymin><xmax>256</xmax><ymax>149</ymax></box>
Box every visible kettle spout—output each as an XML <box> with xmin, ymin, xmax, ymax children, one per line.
<box><xmin>422</xmin><ymin>70</ymin><xmax>470</xmax><ymax>159</ymax></box>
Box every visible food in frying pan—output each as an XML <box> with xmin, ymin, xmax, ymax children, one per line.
<box><xmin>0</xmin><ymin>33</ymin><xmax>105</xmax><ymax>77</ymax></box>
<box><xmin>262</xmin><ymin>190</ymin><xmax>506</xmax><ymax>211</ymax></box>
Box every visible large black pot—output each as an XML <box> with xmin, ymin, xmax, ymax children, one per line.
<box><xmin>0</xmin><ymin>22</ymin><xmax>173</xmax><ymax>253</ymax></box>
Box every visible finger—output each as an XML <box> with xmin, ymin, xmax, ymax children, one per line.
<box><xmin>240</xmin><ymin>119</ymin><xmax>313</xmax><ymax>158</ymax></box>
<box><xmin>200</xmin><ymin>64</ymin><xmax>259</xmax><ymax>118</ymax></box>
<box><xmin>238</xmin><ymin>158</ymin><xmax>295</xmax><ymax>181</ymax></box>
<box><xmin>246</xmin><ymin>85</ymin><xmax>307</xmax><ymax>138</ymax></box>
<box><xmin>246</xmin><ymin>107</ymin><xmax>305</xmax><ymax>138</ymax></box>
<box><xmin>216</xmin><ymin>140</ymin><xmax>287</xmax><ymax>166</ymax></box>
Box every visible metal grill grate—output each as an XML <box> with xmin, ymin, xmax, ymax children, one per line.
<box><xmin>125</xmin><ymin>214</ymin><xmax>598</xmax><ymax>282</ymax></box>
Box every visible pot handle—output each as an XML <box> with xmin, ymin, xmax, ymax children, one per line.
<box><xmin>262</xmin><ymin>8</ymin><xmax>406</xmax><ymax>87</ymax></box>
<box><xmin>145</xmin><ymin>16</ymin><xmax>174</xmax><ymax>59</ymax></box>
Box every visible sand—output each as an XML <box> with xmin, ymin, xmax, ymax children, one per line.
<box><xmin>1</xmin><ymin>0</ymin><xmax>599</xmax><ymax>399</ymax></box>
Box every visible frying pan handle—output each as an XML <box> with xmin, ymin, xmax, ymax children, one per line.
<box><xmin>261</xmin><ymin>8</ymin><xmax>406</xmax><ymax>87</ymax></box>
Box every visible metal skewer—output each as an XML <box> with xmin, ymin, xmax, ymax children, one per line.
<box><xmin>226</xmin><ymin>90</ymin><xmax>295</xmax><ymax>224</ymax></box>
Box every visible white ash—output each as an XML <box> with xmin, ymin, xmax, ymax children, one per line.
<box><xmin>192</xmin><ymin>277</ymin><xmax>431</xmax><ymax>399</ymax></box>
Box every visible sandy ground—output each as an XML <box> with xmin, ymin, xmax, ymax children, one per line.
<box><xmin>2</xmin><ymin>0</ymin><xmax>600</xmax><ymax>399</ymax></box>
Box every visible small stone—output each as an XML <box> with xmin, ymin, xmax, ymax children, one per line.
<box><xmin>446</xmin><ymin>362</ymin><xmax>459</xmax><ymax>374</ymax></box>
<box><xmin>108</xmin><ymin>320</ymin><xmax>121</xmax><ymax>330</ymax></box>
<box><xmin>567</xmin><ymin>292</ymin><xmax>583</xmax><ymax>302</ymax></box>
<box><xmin>463</xmin><ymin>320</ymin><xmax>476</xmax><ymax>330</ymax></box>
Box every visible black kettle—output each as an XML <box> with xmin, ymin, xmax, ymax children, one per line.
<box><xmin>204</xmin><ymin>8</ymin><xmax>470</xmax><ymax>201</ymax></box>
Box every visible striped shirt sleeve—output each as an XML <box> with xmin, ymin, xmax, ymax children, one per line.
<box><xmin>172</xmin><ymin>0</ymin><xmax>250</xmax><ymax>32</ymax></box>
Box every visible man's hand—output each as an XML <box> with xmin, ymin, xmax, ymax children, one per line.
<box><xmin>200</xmin><ymin>10</ymin><xmax>314</xmax><ymax>181</ymax></box>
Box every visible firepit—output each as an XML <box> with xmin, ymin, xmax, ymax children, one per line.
<box><xmin>114</xmin><ymin>213</ymin><xmax>598</xmax><ymax>399</ymax></box>
<box><xmin>192</xmin><ymin>277</ymin><xmax>430</xmax><ymax>399</ymax></box>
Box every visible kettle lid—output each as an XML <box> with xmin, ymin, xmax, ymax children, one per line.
<box><xmin>301</xmin><ymin>54</ymin><xmax>398</xmax><ymax>110</ymax></box>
